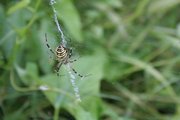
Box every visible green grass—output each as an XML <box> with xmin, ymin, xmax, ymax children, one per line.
<box><xmin>0</xmin><ymin>0</ymin><xmax>180</xmax><ymax>120</ymax></box>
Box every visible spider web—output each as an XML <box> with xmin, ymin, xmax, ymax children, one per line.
<box><xmin>50</xmin><ymin>0</ymin><xmax>82</xmax><ymax>102</ymax></box>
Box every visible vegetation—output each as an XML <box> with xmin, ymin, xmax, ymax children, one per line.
<box><xmin>0</xmin><ymin>0</ymin><xmax>180</xmax><ymax>120</ymax></box>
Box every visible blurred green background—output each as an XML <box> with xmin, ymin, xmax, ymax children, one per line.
<box><xmin>0</xmin><ymin>0</ymin><xmax>180</xmax><ymax>120</ymax></box>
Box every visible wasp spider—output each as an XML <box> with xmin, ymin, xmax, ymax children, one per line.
<box><xmin>45</xmin><ymin>33</ymin><xmax>85</xmax><ymax>78</ymax></box>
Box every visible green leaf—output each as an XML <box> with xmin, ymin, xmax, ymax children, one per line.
<box><xmin>72</xmin><ymin>49</ymin><xmax>106</xmax><ymax>96</ymax></box>
<box><xmin>7</xmin><ymin>0</ymin><xmax>30</xmax><ymax>15</ymax></box>
<box><xmin>105</xmin><ymin>0</ymin><xmax>123</xmax><ymax>8</ymax></box>
<box><xmin>67</xmin><ymin>105</ymin><xmax>96</xmax><ymax>120</ymax></box>
<box><xmin>172</xmin><ymin>105</ymin><xmax>180</xmax><ymax>120</ymax></box>
<box><xmin>55</xmin><ymin>0</ymin><xmax>83</xmax><ymax>42</ymax></box>
<box><xmin>39</xmin><ymin>49</ymin><xmax>106</xmax><ymax>119</ymax></box>
<box><xmin>148</xmin><ymin>0</ymin><xmax>180</xmax><ymax>15</ymax></box>
<box><xmin>39</xmin><ymin>73</ymin><xmax>73</xmax><ymax>109</ymax></box>
<box><xmin>69</xmin><ymin>49</ymin><xmax>106</xmax><ymax>119</ymax></box>
<box><xmin>15</xmin><ymin>62</ymin><xmax>38</xmax><ymax>85</ymax></box>
<box><xmin>26</xmin><ymin>62</ymin><xmax>38</xmax><ymax>78</ymax></box>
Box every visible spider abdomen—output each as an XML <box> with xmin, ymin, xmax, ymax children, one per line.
<box><xmin>55</xmin><ymin>45</ymin><xmax>68</xmax><ymax>62</ymax></box>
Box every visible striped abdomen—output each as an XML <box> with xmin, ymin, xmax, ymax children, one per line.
<box><xmin>55</xmin><ymin>45</ymin><xmax>68</xmax><ymax>62</ymax></box>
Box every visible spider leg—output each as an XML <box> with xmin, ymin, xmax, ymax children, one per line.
<box><xmin>54</xmin><ymin>62</ymin><xmax>63</xmax><ymax>76</ymax></box>
<box><xmin>65</xmin><ymin>47</ymin><xmax>76</xmax><ymax>63</ymax></box>
<box><xmin>71</xmin><ymin>68</ymin><xmax>90</xmax><ymax>78</ymax></box>
<box><xmin>71</xmin><ymin>68</ymin><xmax>83</xmax><ymax>77</ymax></box>
<box><xmin>68</xmin><ymin>48</ymin><xmax>72</xmax><ymax>58</ymax></box>
<box><xmin>67</xmin><ymin>49</ymin><xmax>86</xmax><ymax>77</ymax></box>
<box><xmin>68</xmin><ymin>48</ymin><xmax>82</xmax><ymax>63</ymax></box>
<box><xmin>45</xmin><ymin>33</ymin><xmax>55</xmax><ymax>54</ymax></box>
<box><xmin>69</xmin><ymin>59</ymin><xmax>77</xmax><ymax>63</ymax></box>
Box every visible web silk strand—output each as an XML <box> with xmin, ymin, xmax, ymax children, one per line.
<box><xmin>50</xmin><ymin>0</ymin><xmax>81</xmax><ymax>102</ymax></box>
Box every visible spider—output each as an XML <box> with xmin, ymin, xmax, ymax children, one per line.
<box><xmin>45</xmin><ymin>33</ymin><xmax>85</xmax><ymax>78</ymax></box>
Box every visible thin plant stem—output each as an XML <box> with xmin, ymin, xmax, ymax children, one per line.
<box><xmin>53</xmin><ymin>107</ymin><xmax>60</xmax><ymax>120</ymax></box>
